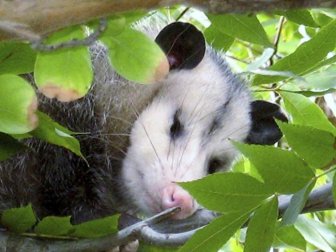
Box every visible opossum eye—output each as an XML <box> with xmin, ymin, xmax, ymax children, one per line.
<box><xmin>207</xmin><ymin>158</ymin><xmax>223</xmax><ymax>174</ymax></box>
<box><xmin>170</xmin><ymin>110</ymin><xmax>183</xmax><ymax>139</ymax></box>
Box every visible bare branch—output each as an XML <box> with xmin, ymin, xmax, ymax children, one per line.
<box><xmin>0</xmin><ymin>184</ymin><xmax>333</xmax><ymax>251</ymax></box>
<box><xmin>1</xmin><ymin>0</ymin><xmax>336</xmax><ymax>41</ymax></box>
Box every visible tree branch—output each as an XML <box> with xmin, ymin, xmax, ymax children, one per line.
<box><xmin>0</xmin><ymin>183</ymin><xmax>333</xmax><ymax>251</ymax></box>
<box><xmin>1</xmin><ymin>0</ymin><xmax>336</xmax><ymax>41</ymax></box>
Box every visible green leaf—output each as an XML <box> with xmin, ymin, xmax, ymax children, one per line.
<box><xmin>1</xmin><ymin>204</ymin><xmax>36</xmax><ymax>233</ymax></box>
<box><xmin>178</xmin><ymin>212</ymin><xmax>250</xmax><ymax>252</ymax></box>
<box><xmin>301</xmin><ymin>54</ymin><xmax>336</xmax><ymax>76</ymax></box>
<box><xmin>232</xmin><ymin>157</ymin><xmax>264</xmax><ymax>183</ymax></box>
<box><xmin>295</xmin><ymin>216</ymin><xmax>336</xmax><ymax>252</ymax></box>
<box><xmin>278</xmin><ymin>122</ymin><xmax>336</xmax><ymax>168</ymax></box>
<box><xmin>0</xmin><ymin>74</ymin><xmax>38</xmax><ymax>134</ymax></box>
<box><xmin>253</xmin><ymin>18</ymin><xmax>336</xmax><ymax>85</ymax></box>
<box><xmin>333</xmin><ymin>173</ymin><xmax>336</xmax><ymax>207</ymax></box>
<box><xmin>312</xmin><ymin>11</ymin><xmax>333</xmax><ymax>26</ymax></box>
<box><xmin>204</xmin><ymin>25</ymin><xmax>234</xmax><ymax>51</ymax></box>
<box><xmin>0</xmin><ymin>133</ymin><xmax>26</xmax><ymax>161</ymax></box>
<box><xmin>284</xmin><ymin>88</ymin><xmax>336</xmax><ymax>97</ymax></box>
<box><xmin>281</xmin><ymin>180</ymin><xmax>316</xmax><ymax>226</ymax></box>
<box><xmin>0</xmin><ymin>42</ymin><xmax>36</xmax><ymax>75</ymax></box>
<box><xmin>244</xmin><ymin>197</ymin><xmax>278</xmax><ymax>252</ymax></box>
<box><xmin>273</xmin><ymin>225</ymin><xmax>306</xmax><ymax>251</ymax></box>
<box><xmin>35</xmin><ymin>216</ymin><xmax>73</xmax><ymax>236</ymax></box>
<box><xmin>303</xmin><ymin>65</ymin><xmax>336</xmax><ymax>90</ymax></box>
<box><xmin>180</xmin><ymin>172</ymin><xmax>271</xmax><ymax>214</ymax></box>
<box><xmin>234</xmin><ymin>143</ymin><xmax>315</xmax><ymax>194</ymax></box>
<box><xmin>34</xmin><ymin>27</ymin><xmax>93</xmax><ymax>102</ymax></box>
<box><xmin>72</xmin><ymin>215</ymin><xmax>119</xmax><ymax>238</ymax></box>
<box><xmin>246</xmin><ymin>48</ymin><xmax>274</xmax><ymax>72</ymax></box>
<box><xmin>280</xmin><ymin>91</ymin><xmax>336</xmax><ymax>136</ymax></box>
<box><xmin>282</xmin><ymin>10</ymin><xmax>319</xmax><ymax>27</ymax></box>
<box><xmin>207</xmin><ymin>14</ymin><xmax>271</xmax><ymax>47</ymax></box>
<box><xmin>101</xmin><ymin>28</ymin><xmax>169</xmax><ymax>84</ymax></box>
<box><xmin>104</xmin><ymin>16</ymin><xmax>127</xmax><ymax>36</ymax></box>
<box><xmin>31</xmin><ymin>112</ymin><xmax>83</xmax><ymax>158</ymax></box>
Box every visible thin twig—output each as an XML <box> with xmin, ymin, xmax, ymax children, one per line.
<box><xmin>30</xmin><ymin>18</ymin><xmax>108</xmax><ymax>52</ymax></box>
<box><xmin>176</xmin><ymin>7</ymin><xmax>191</xmax><ymax>21</ymax></box>
<box><xmin>0</xmin><ymin>184</ymin><xmax>334</xmax><ymax>250</ymax></box>
<box><xmin>269</xmin><ymin>16</ymin><xmax>285</xmax><ymax>66</ymax></box>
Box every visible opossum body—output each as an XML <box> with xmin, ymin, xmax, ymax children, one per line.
<box><xmin>0</xmin><ymin>22</ymin><xmax>285</xmax><ymax>223</ymax></box>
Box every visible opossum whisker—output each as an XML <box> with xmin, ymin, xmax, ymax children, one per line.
<box><xmin>130</xmin><ymin>100</ymin><xmax>165</xmax><ymax>172</ymax></box>
<box><xmin>96</xmin><ymin>133</ymin><xmax>131</xmax><ymax>137</ymax></box>
<box><xmin>104</xmin><ymin>115</ymin><xmax>133</xmax><ymax>126</ymax></box>
<box><xmin>74</xmin><ymin>131</ymin><xmax>130</xmax><ymax>137</ymax></box>
<box><xmin>105</xmin><ymin>143</ymin><xmax>128</xmax><ymax>156</ymax></box>
<box><xmin>219</xmin><ymin>122</ymin><xmax>251</xmax><ymax>144</ymax></box>
<box><xmin>170</xmin><ymin>86</ymin><xmax>190</xmax><ymax>176</ymax></box>
<box><xmin>178</xmin><ymin>113</ymin><xmax>250</xmax><ymax>178</ymax></box>
<box><xmin>175</xmin><ymin>83</ymin><xmax>211</xmax><ymax>176</ymax></box>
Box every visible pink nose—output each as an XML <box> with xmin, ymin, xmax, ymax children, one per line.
<box><xmin>161</xmin><ymin>184</ymin><xmax>196</xmax><ymax>219</ymax></box>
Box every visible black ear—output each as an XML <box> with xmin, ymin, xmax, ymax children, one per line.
<box><xmin>155</xmin><ymin>22</ymin><xmax>206</xmax><ymax>70</ymax></box>
<box><xmin>246</xmin><ymin>100</ymin><xmax>288</xmax><ymax>145</ymax></box>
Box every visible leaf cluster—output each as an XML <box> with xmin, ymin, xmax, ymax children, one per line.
<box><xmin>0</xmin><ymin>5</ymin><xmax>336</xmax><ymax>252</ymax></box>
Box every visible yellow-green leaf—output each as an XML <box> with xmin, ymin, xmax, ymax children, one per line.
<box><xmin>0</xmin><ymin>74</ymin><xmax>38</xmax><ymax>134</ymax></box>
<box><xmin>34</xmin><ymin>27</ymin><xmax>93</xmax><ymax>102</ymax></box>
<box><xmin>102</xmin><ymin>28</ymin><xmax>169</xmax><ymax>84</ymax></box>
<box><xmin>1</xmin><ymin>204</ymin><xmax>36</xmax><ymax>233</ymax></box>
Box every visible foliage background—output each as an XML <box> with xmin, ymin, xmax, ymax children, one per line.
<box><xmin>0</xmin><ymin>5</ymin><xmax>335</xmax><ymax>252</ymax></box>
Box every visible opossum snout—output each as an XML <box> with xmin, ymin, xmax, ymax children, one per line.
<box><xmin>161</xmin><ymin>184</ymin><xmax>197</xmax><ymax>219</ymax></box>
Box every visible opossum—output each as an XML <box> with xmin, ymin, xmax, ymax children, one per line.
<box><xmin>0</xmin><ymin>22</ymin><xmax>286</xmax><ymax>223</ymax></box>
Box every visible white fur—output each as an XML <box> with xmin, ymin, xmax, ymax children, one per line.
<box><xmin>121</xmin><ymin>50</ymin><xmax>251</xmax><ymax>216</ymax></box>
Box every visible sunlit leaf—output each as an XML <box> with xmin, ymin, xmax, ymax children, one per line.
<box><xmin>34</xmin><ymin>27</ymin><xmax>93</xmax><ymax>102</ymax></box>
<box><xmin>180</xmin><ymin>172</ymin><xmax>271</xmax><ymax>214</ymax></box>
<box><xmin>0</xmin><ymin>74</ymin><xmax>38</xmax><ymax>134</ymax></box>
<box><xmin>295</xmin><ymin>216</ymin><xmax>336</xmax><ymax>252</ymax></box>
<box><xmin>0</xmin><ymin>42</ymin><xmax>36</xmax><ymax>75</ymax></box>
<box><xmin>303</xmin><ymin>65</ymin><xmax>336</xmax><ymax>90</ymax></box>
<box><xmin>207</xmin><ymin>14</ymin><xmax>272</xmax><ymax>47</ymax></box>
<box><xmin>253</xmin><ymin>19</ymin><xmax>336</xmax><ymax>84</ymax></box>
<box><xmin>204</xmin><ymin>25</ymin><xmax>234</xmax><ymax>51</ymax></box>
<box><xmin>278</xmin><ymin>122</ymin><xmax>336</xmax><ymax>168</ymax></box>
<box><xmin>234</xmin><ymin>143</ymin><xmax>315</xmax><ymax>194</ymax></box>
<box><xmin>333</xmin><ymin>173</ymin><xmax>336</xmax><ymax>207</ymax></box>
<box><xmin>280</xmin><ymin>91</ymin><xmax>336</xmax><ymax>136</ymax></box>
<box><xmin>282</xmin><ymin>10</ymin><xmax>319</xmax><ymax>27</ymax></box>
<box><xmin>31</xmin><ymin>112</ymin><xmax>83</xmax><ymax>158</ymax></box>
<box><xmin>283</xmin><ymin>88</ymin><xmax>336</xmax><ymax>97</ymax></box>
<box><xmin>301</xmin><ymin>54</ymin><xmax>336</xmax><ymax>76</ymax></box>
<box><xmin>101</xmin><ymin>28</ymin><xmax>169</xmax><ymax>84</ymax></box>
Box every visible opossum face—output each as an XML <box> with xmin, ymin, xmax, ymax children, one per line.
<box><xmin>122</xmin><ymin>23</ymin><xmax>286</xmax><ymax>219</ymax></box>
<box><xmin>122</xmin><ymin>52</ymin><xmax>251</xmax><ymax>219</ymax></box>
